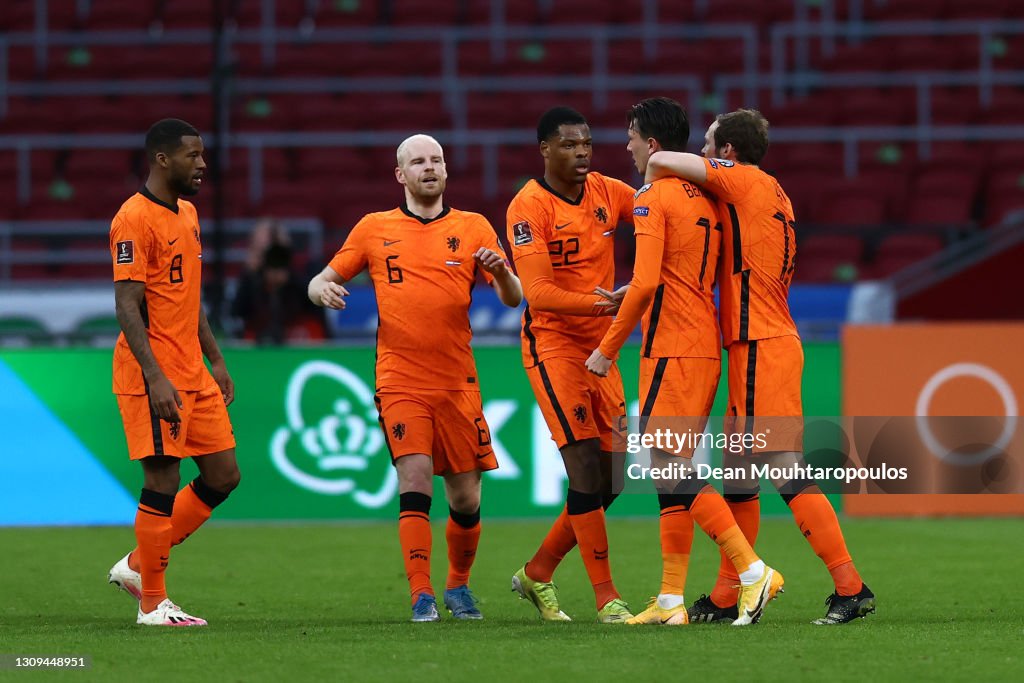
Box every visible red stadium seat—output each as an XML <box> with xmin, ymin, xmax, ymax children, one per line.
<box><xmin>870</xmin><ymin>232</ymin><xmax>945</xmax><ymax>277</ymax></box>
<box><xmin>837</xmin><ymin>88</ymin><xmax>915</xmax><ymax>126</ymax></box>
<box><xmin>942</xmin><ymin>0</ymin><xmax>1013</xmax><ymax>19</ymax></box>
<box><xmin>84</xmin><ymin>0</ymin><xmax>158</xmax><ymax>30</ymax></box>
<box><xmin>542</xmin><ymin>0</ymin><xmax>615</xmax><ymax>25</ymax></box>
<box><xmin>311</xmin><ymin>0</ymin><xmax>379</xmax><ymax>26</ymax></box>
<box><xmin>904</xmin><ymin>192</ymin><xmax>975</xmax><ymax>226</ymax></box>
<box><xmin>815</xmin><ymin>194</ymin><xmax>888</xmax><ymax>227</ymax></box>
<box><xmin>864</xmin><ymin>0</ymin><xmax>943</xmax><ymax>20</ymax></box>
<box><xmin>657</xmin><ymin>0</ymin><xmax>697</xmax><ymax>22</ymax></box>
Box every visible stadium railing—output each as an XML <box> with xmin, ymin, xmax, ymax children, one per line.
<box><xmin>0</xmin><ymin>217</ymin><xmax>324</xmax><ymax>285</ymax></box>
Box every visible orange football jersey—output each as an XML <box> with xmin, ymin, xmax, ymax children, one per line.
<box><xmin>110</xmin><ymin>188</ymin><xmax>207</xmax><ymax>395</ymax></box>
<box><xmin>328</xmin><ymin>205</ymin><xmax>507</xmax><ymax>392</ymax></box>
<box><xmin>701</xmin><ymin>158</ymin><xmax>799</xmax><ymax>345</ymax></box>
<box><xmin>506</xmin><ymin>172</ymin><xmax>634</xmax><ymax>366</ymax></box>
<box><xmin>600</xmin><ymin>177</ymin><xmax>722</xmax><ymax>360</ymax></box>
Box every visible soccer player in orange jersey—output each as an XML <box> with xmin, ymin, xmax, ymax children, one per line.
<box><xmin>106</xmin><ymin>119</ymin><xmax>241</xmax><ymax>627</ymax></box>
<box><xmin>587</xmin><ymin>97</ymin><xmax>784</xmax><ymax>626</ymax></box>
<box><xmin>646</xmin><ymin>109</ymin><xmax>876</xmax><ymax>625</ymax></box>
<box><xmin>307</xmin><ymin>134</ymin><xmax>522</xmax><ymax>622</ymax></box>
<box><xmin>506</xmin><ymin>107</ymin><xmax>636</xmax><ymax>623</ymax></box>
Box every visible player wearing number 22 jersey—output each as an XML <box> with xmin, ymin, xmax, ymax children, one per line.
<box><xmin>506</xmin><ymin>107</ymin><xmax>636</xmax><ymax>624</ymax></box>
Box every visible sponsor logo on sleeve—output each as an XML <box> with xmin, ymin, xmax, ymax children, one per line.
<box><xmin>634</xmin><ymin>183</ymin><xmax>652</xmax><ymax>199</ymax></box>
<box><xmin>116</xmin><ymin>240</ymin><xmax>134</xmax><ymax>264</ymax></box>
<box><xmin>712</xmin><ymin>158</ymin><xmax>735</xmax><ymax>167</ymax></box>
<box><xmin>633</xmin><ymin>206</ymin><xmax>650</xmax><ymax>217</ymax></box>
<box><xmin>512</xmin><ymin>221</ymin><xmax>533</xmax><ymax>246</ymax></box>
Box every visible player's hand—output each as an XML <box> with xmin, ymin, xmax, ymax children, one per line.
<box><xmin>318</xmin><ymin>281</ymin><xmax>350</xmax><ymax>310</ymax></box>
<box><xmin>473</xmin><ymin>248</ymin><xmax>509</xmax><ymax>276</ymax></box>
<box><xmin>586</xmin><ymin>348</ymin><xmax>613</xmax><ymax>377</ymax></box>
<box><xmin>210</xmin><ymin>359</ymin><xmax>235</xmax><ymax>406</ymax></box>
<box><xmin>595</xmin><ymin>285</ymin><xmax>629</xmax><ymax>305</ymax></box>
<box><xmin>148</xmin><ymin>374</ymin><xmax>183</xmax><ymax>423</ymax></box>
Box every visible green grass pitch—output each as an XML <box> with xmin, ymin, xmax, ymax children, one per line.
<box><xmin>2</xmin><ymin>518</ymin><xmax>1022</xmax><ymax>682</ymax></box>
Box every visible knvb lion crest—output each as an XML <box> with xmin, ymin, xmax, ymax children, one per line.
<box><xmin>392</xmin><ymin>423</ymin><xmax>407</xmax><ymax>441</ymax></box>
<box><xmin>573</xmin><ymin>404</ymin><xmax>588</xmax><ymax>424</ymax></box>
<box><xmin>447</xmin><ymin>236</ymin><xmax>460</xmax><ymax>252</ymax></box>
<box><xmin>594</xmin><ymin>207</ymin><xmax>609</xmax><ymax>223</ymax></box>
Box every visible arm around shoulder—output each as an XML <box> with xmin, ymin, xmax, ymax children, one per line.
<box><xmin>645</xmin><ymin>151</ymin><xmax>707</xmax><ymax>184</ymax></box>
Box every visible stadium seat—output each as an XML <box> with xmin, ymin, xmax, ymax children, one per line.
<box><xmin>310</xmin><ymin>0</ymin><xmax>379</xmax><ymax>26</ymax></box>
<box><xmin>982</xmin><ymin>170</ymin><xmax>1024</xmax><ymax>225</ymax></box>
<box><xmin>837</xmin><ymin>88</ymin><xmax>915</xmax><ymax>126</ymax></box>
<box><xmin>541</xmin><ymin>0</ymin><xmax>615</xmax><ymax>25</ymax></box>
<box><xmin>656</xmin><ymin>0</ymin><xmax>696</xmax><ymax>23</ymax></box>
<box><xmin>63</xmin><ymin>149</ymin><xmax>136</xmax><ymax>182</ymax></box>
<box><xmin>83</xmin><ymin>0</ymin><xmax>158</xmax><ymax>30</ymax></box>
<box><xmin>793</xmin><ymin>233</ymin><xmax>866</xmax><ymax>282</ymax></box>
<box><xmin>865</xmin><ymin>0</ymin><xmax>943</xmax><ymax>20</ymax></box>
<box><xmin>870</xmin><ymin>232</ymin><xmax>945</xmax><ymax>277</ymax></box>
<box><xmin>0</xmin><ymin>316</ymin><xmax>53</xmax><ymax>347</ymax></box>
<box><xmin>815</xmin><ymin>193</ymin><xmax>888</xmax><ymax>227</ymax></box>
<box><xmin>942</xmin><ymin>0</ymin><xmax>1013</xmax><ymax>19</ymax></box>
<box><xmin>904</xmin><ymin>192</ymin><xmax>976</xmax><ymax>226</ymax></box>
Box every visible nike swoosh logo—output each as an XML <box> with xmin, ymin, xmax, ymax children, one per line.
<box><xmin>384</xmin><ymin>240</ymin><xmax>402</xmax><ymax>246</ymax></box>
<box><xmin>555</xmin><ymin>222</ymin><xmax>572</xmax><ymax>230</ymax></box>
<box><xmin>168</xmin><ymin>238</ymin><xmax>179</xmax><ymax>245</ymax></box>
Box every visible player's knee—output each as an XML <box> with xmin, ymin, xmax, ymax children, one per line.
<box><xmin>778</xmin><ymin>479</ymin><xmax>818</xmax><ymax>505</ymax></box>
<box><xmin>724</xmin><ymin>489</ymin><xmax>760</xmax><ymax>503</ymax></box>
<box><xmin>395</xmin><ymin>455</ymin><xmax>432</xmax><ymax>493</ymax></box>
<box><xmin>192</xmin><ymin>475</ymin><xmax>233</xmax><ymax>508</ymax></box>
<box><xmin>657</xmin><ymin>476</ymin><xmax>707</xmax><ymax>510</ymax></box>
<box><xmin>447</xmin><ymin>487</ymin><xmax>480</xmax><ymax>515</ymax></box>
<box><xmin>561</xmin><ymin>439</ymin><xmax>602</xmax><ymax>493</ymax></box>
<box><xmin>400</xmin><ymin>491</ymin><xmax>432</xmax><ymax>515</ymax></box>
<box><xmin>207</xmin><ymin>466</ymin><xmax>241</xmax><ymax>494</ymax></box>
<box><xmin>449</xmin><ymin>505</ymin><xmax>480</xmax><ymax>528</ymax></box>
<box><xmin>566</xmin><ymin>488</ymin><xmax>602</xmax><ymax>515</ymax></box>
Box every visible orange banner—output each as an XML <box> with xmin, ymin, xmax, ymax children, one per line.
<box><xmin>842</xmin><ymin>323</ymin><xmax>1024</xmax><ymax>516</ymax></box>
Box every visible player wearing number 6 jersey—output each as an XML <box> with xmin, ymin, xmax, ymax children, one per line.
<box><xmin>646</xmin><ymin>109</ymin><xmax>875</xmax><ymax>625</ymax></box>
<box><xmin>307</xmin><ymin>134</ymin><xmax>522</xmax><ymax>622</ymax></box>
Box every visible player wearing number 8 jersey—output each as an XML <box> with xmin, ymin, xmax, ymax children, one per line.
<box><xmin>308</xmin><ymin>134</ymin><xmax>522</xmax><ymax>622</ymax></box>
<box><xmin>646</xmin><ymin>109</ymin><xmax>875</xmax><ymax>625</ymax></box>
<box><xmin>506</xmin><ymin>107</ymin><xmax>636</xmax><ymax>623</ymax></box>
<box><xmin>106</xmin><ymin>119</ymin><xmax>241</xmax><ymax>628</ymax></box>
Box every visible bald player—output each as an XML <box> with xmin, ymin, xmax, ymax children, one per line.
<box><xmin>308</xmin><ymin>134</ymin><xmax>522</xmax><ymax>622</ymax></box>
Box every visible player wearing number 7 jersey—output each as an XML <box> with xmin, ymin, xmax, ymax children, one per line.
<box><xmin>587</xmin><ymin>97</ymin><xmax>784</xmax><ymax>627</ymax></box>
<box><xmin>646</xmin><ymin>109</ymin><xmax>875</xmax><ymax>625</ymax></box>
<box><xmin>307</xmin><ymin>134</ymin><xmax>522</xmax><ymax>623</ymax></box>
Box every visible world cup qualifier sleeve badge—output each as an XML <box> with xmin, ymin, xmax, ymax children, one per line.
<box><xmin>512</xmin><ymin>221</ymin><xmax>533</xmax><ymax>246</ymax></box>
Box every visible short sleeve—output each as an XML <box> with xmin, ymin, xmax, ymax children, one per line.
<box><xmin>474</xmin><ymin>215</ymin><xmax>510</xmax><ymax>285</ymax></box>
<box><xmin>701</xmin><ymin>158</ymin><xmax>755</xmax><ymax>203</ymax></box>
<box><xmin>607</xmin><ymin>176</ymin><xmax>637</xmax><ymax>224</ymax></box>
<box><xmin>110</xmin><ymin>211</ymin><xmax>152</xmax><ymax>282</ymax></box>
<box><xmin>632</xmin><ymin>185</ymin><xmax>666</xmax><ymax>241</ymax></box>
<box><xmin>327</xmin><ymin>215</ymin><xmax>372</xmax><ymax>281</ymax></box>
<box><xmin>506</xmin><ymin>191</ymin><xmax>551</xmax><ymax>261</ymax></box>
